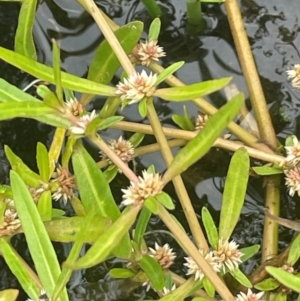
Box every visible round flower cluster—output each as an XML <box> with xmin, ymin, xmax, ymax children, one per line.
<box><xmin>149</xmin><ymin>242</ymin><xmax>176</xmax><ymax>269</ymax></box>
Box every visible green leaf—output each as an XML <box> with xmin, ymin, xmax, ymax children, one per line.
<box><xmin>110</xmin><ymin>268</ymin><xmax>135</xmax><ymax>279</ymax></box>
<box><xmin>0</xmin><ymin>289</ymin><xmax>19</xmax><ymax>301</ymax></box>
<box><xmin>144</xmin><ymin>196</ymin><xmax>159</xmax><ymax>214</ymax></box>
<box><xmin>155</xmin><ymin>61</ymin><xmax>185</xmax><ymax>86</ymax></box>
<box><xmin>44</xmin><ymin>215</ymin><xmax>112</xmax><ymax>243</ymax></box>
<box><xmin>72</xmin><ymin>143</ymin><xmax>131</xmax><ymax>258</ymax></box>
<box><xmin>64</xmin><ymin>205</ymin><xmax>141</xmax><ymax>269</ymax></box>
<box><xmin>201</xmin><ymin>207</ymin><xmax>218</xmax><ymax>250</ymax></box>
<box><xmin>0</xmin><ymin>46</ymin><xmax>116</xmax><ymax>95</ymax></box>
<box><xmin>0</xmin><ymin>238</ymin><xmax>39</xmax><ymax>300</ymax></box>
<box><xmin>288</xmin><ymin>234</ymin><xmax>300</xmax><ymax>265</ymax></box>
<box><xmin>229</xmin><ymin>268</ymin><xmax>252</xmax><ymax>287</ymax></box>
<box><xmin>275</xmin><ymin>292</ymin><xmax>287</xmax><ymax>301</ymax></box>
<box><xmin>202</xmin><ymin>277</ymin><xmax>215</xmax><ymax>297</ymax></box>
<box><xmin>254</xmin><ymin>278</ymin><xmax>280</xmax><ymax>291</ymax></box>
<box><xmin>240</xmin><ymin>245</ymin><xmax>260</xmax><ymax>262</ymax></box>
<box><xmin>5</xmin><ymin>145</ymin><xmax>41</xmax><ymax>188</ymax></box>
<box><xmin>129</xmin><ymin>132</ymin><xmax>145</xmax><ymax>148</ymax></box>
<box><xmin>154</xmin><ymin>77</ymin><xmax>232</xmax><ymax>101</ymax></box>
<box><xmin>172</xmin><ymin>105</ymin><xmax>195</xmax><ymax>131</ymax></box>
<box><xmin>86</xmin><ymin>115</ymin><xmax>124</xmax><ymax>134</ymax></box>
<box><xmin>0</xmin><ymin>101</ymin><xmax>54</xmax><ymax>120</ymax></box>
<box><xmin>103</xmin><ymin>165</ymin><xmax>119</xmax><ymax>183</ymax></box>
<box><xmin>266</xmin><ymin>267</ymin><xmax>300</xmax><ymax>293</ymax></box>
<box><xmin>0</xmin><ymin>78</ymin><xmax>40</xmax><ymax>103</ymax></box>
<box><xmin>133</xmin><ymin>207</ymin><xmax>152</xmax><ymax>248</ymax></box>
<box><xmin>219</xmin><ymin>148</ymin><xmax>249</xmax><ymax>240</ymax></box>
<box><xmin>14</xmin><ymin>0</ymin><xmax>37</xmax><ymax>60</ymax></box>
<box><xmin>148</xmin><ymin>18</ymin><xmax>161</xmax><ymax>40</ymax></box>
<box><xmin>159</xmin><ymin>278</ymin><xmax>195</xmax><ymax>301</ymax></box>
<box><xmin>36</xmin><ymin>142</ymin><xmax>50</xmax><ymax>181</ymax></box>
<box><xmin>37</xmin><ymin>191</ymin><xmax>52</xmax><ymax>222</ymax></box>
<box><xmin>139</xmin><ymin>98</ymin><xmax>148</xmax><ymax>117</ymax></box>
<box><xmin>163</xmin><ymin>93</ymin><xmax>244</xmax><ymax>183</ymax></box>
<box><xmin>155</xmin><ymin>192</ymin><xmax>175</xmax><ymax>210</ymax></box>
<box><xmin>10</xmin><ymin>170</ymin><xmax>68</xmax><ymax>300</ymax></box>
<box><xmin>52</xmin><ymin>210</ymin><xmax>95</xmax><ymax>301</ymax></box>
<box><xmin>139</xmin><ymin>254</ymin><xmax>164</xmax><ymax>291</ymax></box>
<box><xmin>36</xmin><ymin>85</ymin><xmax>62</xmax><ymax>109</ymax></box>
<box><xmin>252</xmin><ymin>166</ymin><xmax>283</xmax><ymax>176</ymax></box>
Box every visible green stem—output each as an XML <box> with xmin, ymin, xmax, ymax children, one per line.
<box><xmin>140</xmin><ymin>0</ymin><xmax>162</xmax><ymax>18</ymax></box>
<box><xmin>158</xmin><ymin>205</ymin><xmax>235</xmax><ymax>301</ymax></box>
<box><xmin>147</xmin><ymin>100</ymin><xmax>208</xmax><ymax>251</ymax></box>
<box><xmin>186</xmin><ymin>0</ymin><xmax>203</xmax><ymax>27</ymax></box>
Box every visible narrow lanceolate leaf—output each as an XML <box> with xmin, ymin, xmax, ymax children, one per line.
<box><xmin>0</xmin><ymin>46</ymin><xmax>116</xmax><ymax>95</ymax></box>
<box><xmin>64</xmin><ymin>205</ymin><xmax>141</xmax><ymax>269</ymax></box>
<box><xmin>154</xmin><ymin>77</ymin><xmax>231</xmax><ymax>101</ymax></box>
<box><xmin>240</xmin><ymin>245</ymin><xmax>260</xmax><ymax>262</ymax></box>
<box><xmin>229</xmin><ymin>268</ymin><xmax>252</xmax><ymax>287</ymax></box>
<box><xmin>288</xmin><ymin>234</ymin><xmax>300</xmax><ymax>265</ymax></box>
<box><xmin>44</xmin><ymin>216</ymin><xmax>111</xmax><ymax>243</ymax></box>
<box><xmin>254</xmin><ymin>278</ymin><xmax>280</xmax><ymax>291</ymax></box>
<box><xmin>163</xmin><ymin>93</ymin><xmax>244</xmax><ymax>183</ymax></box>
<box><xmin>155</xmin><ymin>61</ymin><xmax>185</xmax><ymax>86</ymax></box>
<box><xmin>10</xmin><ymin>171</ymin><xmax>68</xmax><ymax>300</ymax></box>
<box><xmin>159</xmin><ymin>278</ymin><xmax>195</xmax><ymax>301</ymax></box>
<box><xmin>0</xmin><ymin>289</ymin><xmax>19</xmax><ymax>301</ymax></box>
<box><xmin>252</xmin><ymin>166</ymin><xmax>283</xmax><ymax>176</ymax></box>
<box><xmin>37</xmin><ymin>190</ymin><xmax>52</xmax><ymax>222</ymax></box>
<box><xmin>266</xmin><ymin>267</ymin><xmax>300</xmax><ymax>293</ymax></box>
<box><xmin>14</xmin><ymin>0</ymin><xmax>37</xmax><ymax>60</ymax></box>
<box><xmin>219</xmin><ymin>148</ymin><xmax>249</xmax><ymax>240</ymax></box>
<box><xmin>0</xmin><ymin>78</ymin><xmax>40</xmax><ymax>103</ymax></box>
<box><xmin>133</xmin><ymin>207</ymin><xmax>152</xmax><ymax>248</ymax></box>
<box><xmin>36</xmin><ymin>142</ymin><xmax>50</xmax><ymax>181</ymax></box>
<box><xmin>0</xmin><ymin>238</ymin><xmax>39</xmax><ymax>300</ymax></box>
<box><xmin>72</xmin><ymin>143</ymin><xmax>131</xmax><ymax>258</ymax></box>
<box><xmin>139</xmin><ymin>255</ymin><xmax>164</xmax><ymax>291</ymax></box>
<box><xmin>201</xmin><ymin>207</ymin><xmax>218</xmax><ymax>250</ymax></box>
<box><xmin>109</xmin><ymin>268</ymin><xmax>135</xmax><ymax>279</ymax></box>
<box><xmin>5</xmin><ymin>145</ymin><xmax>41</xmax><ymax>188</ymax></box>
<box><xmin>0</xmin><ymin>101</ymin><xmax>54</xmax><ymax>120</ymax></box>
<box><xmin>148</xmin><ymin>18</ymin><xmax>161</xmax><ymax>40</ymax></box>
<box><xmin>52</xmin><ymin>40</ymin><xmax>63</xmax><ymax>102</ymax></box>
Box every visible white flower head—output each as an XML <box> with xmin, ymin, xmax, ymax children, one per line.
<box><xmin>115</xmin><ymin>70</ymin><xmax>157</xmax><ymax>104</ymax></box>
<box><xmin>284</xmin><ymin>136</ymin><xmax>300</xmax><ymax>166</ymax></box>
<box><xmin>101</xmin><ymin>136</ymin><xmax>135</xmax><ymax>164</ymax></box>
<box><xmin>137</xmin><ymin>40</ymin><xmax>166</xmax><ymax>66</ymax></box>
<box><xmin>0</xmin><ymin>198</ymin><xmax>21</xmax><ymax>236</ymax></box>
<box><xmin>195</xmin><ymin>112</ymin><xmax>209</xmax><ymax>131</ymax></box>
<box><xmin>284</xmin><ymin>165</ymin><xmax>300</xmax><ymax>197</ymax></box>
<box><xmin>184</xmin><ymin>249</ymin><xmax>220</xmax><ymax>281</ymax></box>
<box><xmin>50</xmin><ymin>165</ymin><xmax>76</xmax><ymax>204</ymax></box>
<box><xmin>149</xmin><ymin>242</ymin><xmax>176</xmax><ymax>268</ymax></box>
<box><xmin>121</xmin><ymin>170</ymin><xmax>163</xmax><ymax>206</ymax></box>
<box><xmin>214</xmin><ymin>239</ymin><xmax>243</xmax><ymax>272</ymax></box>
<box><xmin>287</xmin><ymin>64</ymin><xmax>300</xmax><ymax>89</ymax></box>
<box><xmin>235</xmin><ymin>289</ymin><xmax>264</xmax><ymax>301</ymax></box>
<box><xmin>65</xmin><ymin>98</ymin><xmax>84</xmax><ymax>116</ymax></box>
<box><xmin>162</xmin><ymin>284</ymin><xmax>176</xmax><ymax>295</ymax></box>
<box><xmin>70</xmin><ymin>110</ymin><xmax>98</xmax><ymax>134</ymax></box>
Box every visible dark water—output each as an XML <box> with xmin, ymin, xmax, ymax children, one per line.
<box><xmin>0</xmin><ymin>0</ymin><xmax>300</xmax><ymax>300</ymax></box>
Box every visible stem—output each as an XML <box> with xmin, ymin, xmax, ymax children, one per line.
<box><xmin>83</xmin><ymin>0</ymin><xmax>135</xmax><ymax>75</ymax></box>
<box><xmin>186</xmin><ymin>0</ymin><xmax>203</xmax><ymax>27</ymax></box>
<box><xmin>148</xmin><ymin>61</ymin><xmax>275</xmax><ymax>154</ymax></box>
<box><xmin>159</xmin><ymin>205</ymin><xmax>235</xmax><ymax>301</ymax></box>
<box><xmin>147</xmin><ymin>100</ymin><xmax>208</xmax><ymax>251</ymax></box>
<box><xmin>89</xmin><ymin>134</ymin><xmax>139</xmax><ymax>183</ymax></box>
<box><xmin>140</xmin><ymin>0</ymin><xmax>162</xmax><ymax>18</ymax></box>
<box><xmin>111</xmin><ymin>121</ymin><xmax>285</xmax><ymax>165</ymax></box>
<box><xmin>224</xmin><ymin>0</ymin><xmax>280</xmax><ymax>263</ymax></box>
<box><xmin>262</xmin><ymin>176</ymin><xmax>280</xmax><ymax>262</ymax></box>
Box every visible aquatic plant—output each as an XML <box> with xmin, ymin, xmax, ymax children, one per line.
<box><xmin>0</xmin><ymin>0</ymin><xmax>299</xmax><ymax>301</ymax></box>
